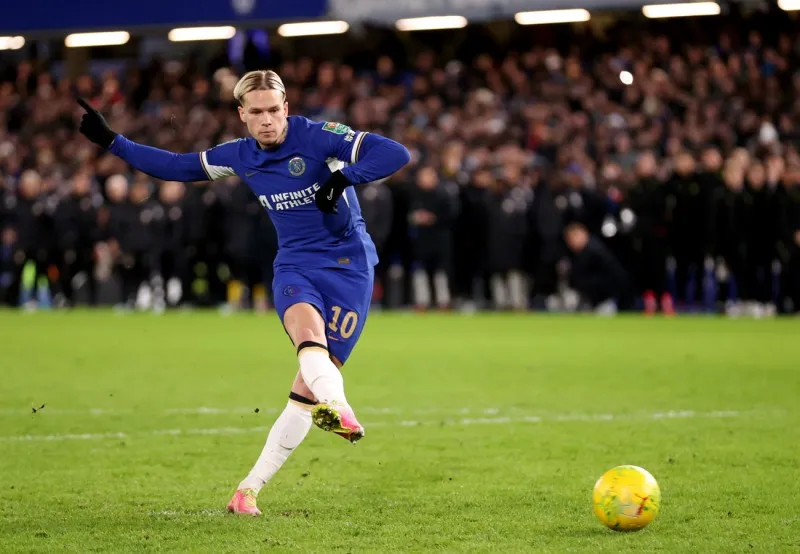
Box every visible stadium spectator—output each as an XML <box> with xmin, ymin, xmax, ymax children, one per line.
<box><xmin>53</xmin><ymin>169</ymin><xmax>101</xmax><ymax>306</ymax></box>
<box><xmin>485</xmin><ymin>165</ymin><xmax>531</xmax><ymax>311</ymax></box>
<box><xmin>1</xmin><ymin>17</ymin><xmax>800</xmax><ymax>315</ymax></box>
<box><xmin>711</xmin><ymin>159</ymin><xmax>748</xmax><ymax>315</ymax></box>
<box><xmin>564</xmin><ymin>222</ymin><xmax>634</xmax><ymax>314</ymax></box>
<box><xmin>627</xmin><ymin>151</ymin><xmax>673</xmax><ymax>314</ymax></box>
<box><xmin>408</xmin><ymin>166</ymin><xmax>455</xmax><ymax>310</ymax></box>
<box><xmin>154</xmin><ymin>180</ymin><xmax>188</xmax><ymax>309</ymax></box>
<box><xmin>217</xmin><ymin>175</ymin><xmax>267</xmax><ymax>311</ymax></box>
<box><xmin>742</xmin><ymin>161</ymin><xmax>779</xmax><ymax>317</ymax></box>
<box><xmin>355</xmin><ymin>178</ymin><xmax>393</xmax><ymax>305</ymax></box>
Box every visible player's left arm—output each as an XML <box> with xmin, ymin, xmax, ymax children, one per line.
<box><xmin>314</xmin><ymin>125</ymin><xmax>411</xmax><ymax>213</ymax></box>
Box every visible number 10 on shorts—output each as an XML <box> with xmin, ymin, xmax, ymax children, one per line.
<box><xmin>328</xmin><ymin>306</ymin><xmax>358</xmax><ymax>339</ymax></box>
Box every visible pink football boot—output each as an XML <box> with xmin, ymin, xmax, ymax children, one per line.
<box><xmin>311</xmin><ymin>402</ymin><xmax>365</xmax><ymax>444</ymax></box>
<box><xmin>227</xmin><ymin>488</ymin><xmax>261</xmax><ymax>516</ymax></box>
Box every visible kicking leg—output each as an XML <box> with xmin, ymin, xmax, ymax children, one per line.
<box><xmin>227</xmin><ymin>372</ymin><xmax>315</xmax><ymax>516</ymax></box>
<box><xmin>285</xmin><ymin>303</ymin><xmax>347</xmax><ymax>405</ymax></box>
<box><xmin>285</xmin><ymin>302</ymin><xmax>364</xmax><ymax>444</ymax></box>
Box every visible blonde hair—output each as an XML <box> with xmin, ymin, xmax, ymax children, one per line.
<box><xmin>233</xmin><ymin>70</ymin><xmax>286</xmax><ymax>106</ymax></box>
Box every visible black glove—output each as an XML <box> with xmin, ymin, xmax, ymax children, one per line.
<box><xmin>315</xmin><ymin>170</ymin><xmax>352</xmax><ymax>214</ymax></box>
<box><xmin>77</xmin><ymin>98</ymin><xmax>117</xmax><ymax>149</ymax></box>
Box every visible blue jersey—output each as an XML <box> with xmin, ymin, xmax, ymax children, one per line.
<box><xmin>201</xmin><ymin>116</ymin><xmax>377</xmax><ymax>271</ymax></box>
<box><xmin>110</xmin><ymin>115</ymin><xmax>409</xmax><ymax>270</ymax></box>
<box><xmin>107</xmin><ymin>116</ymin><xmax>409</xmax><ymax>363</ymax></box>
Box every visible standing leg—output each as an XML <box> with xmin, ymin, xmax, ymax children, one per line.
<box><xmin>228</xmin><ymin>371</ymin><xmax>315</xmax><ymax>516</ymax></box>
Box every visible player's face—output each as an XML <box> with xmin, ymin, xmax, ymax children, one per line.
<box><xmin>239</xmin><ymin>89</ymin><xmax>289</xmax><ymax>148</ymax></box>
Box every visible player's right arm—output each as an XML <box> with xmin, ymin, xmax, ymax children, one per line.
<box><xmin>76</xmin><ymin>98</ymin><xmax>236</xmax><ymax>183</ymax></box>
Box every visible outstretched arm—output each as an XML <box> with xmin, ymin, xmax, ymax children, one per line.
<box><xmin>77</xmin><ymin>98</ymin><xmax>209</xmax><ymax>183</ymax></box>
<box><xmin>109</xmin><ymin>137</ymin><xmax>208</xmax><ymax>183</ymax></box>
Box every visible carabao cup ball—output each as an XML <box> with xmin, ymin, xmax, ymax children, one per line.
<box><xmin>592</xmin><ymin>465</ymin><xmax>661</xmax><ymax>531</ymax></box>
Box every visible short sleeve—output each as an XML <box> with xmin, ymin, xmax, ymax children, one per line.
<box><xmin>200</xmin><ymin>139</ymin><xmax>241</xmax><ymax>180</ymax></box>
<box><xmin>313</xmin><ymin>121</ymin><xmax>368</xmax><ymax>165</ymax></box>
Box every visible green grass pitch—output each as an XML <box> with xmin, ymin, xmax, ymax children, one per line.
<box><xmin>1</xmin><ymin>311</ymin><xmax>799</xmax><ymax>553</ymax></box>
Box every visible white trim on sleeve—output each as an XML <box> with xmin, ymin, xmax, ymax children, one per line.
<box><xmin>350</xmin><ymin>131</ymin><xmax>367</xmax><ymax>164</ymax></box>
<box><xmin>200</xmin><ymin>151</ymin><xmax>236</xmax><ymax>181</ymax></box>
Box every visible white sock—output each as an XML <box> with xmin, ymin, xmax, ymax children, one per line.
<box><xmin>238</xmin><ymin>401</ymin><xmax>312</xmax><ymax>493</ymax></box>
<box><xmin>298</xmin><ymin>347</ymin><xmax>347</xmax><ymax>405</ymax></box>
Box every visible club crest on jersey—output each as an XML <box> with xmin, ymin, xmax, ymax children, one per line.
<box><xmin>288</xmin><ymin>157</ymin><xmax>306</xmax><ymax>177</ymax></box>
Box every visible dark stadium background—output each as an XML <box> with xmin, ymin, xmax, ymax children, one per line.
<box><xmin>2</xmin><ymin>0</ymin><xmax>799</xmax><ymax>317</ymax></box>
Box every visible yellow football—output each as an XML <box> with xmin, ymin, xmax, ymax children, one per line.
<box><xmin>592</xmin><ymin>465</ymin><xmax>661</xmax><ymax>531</ymax></box>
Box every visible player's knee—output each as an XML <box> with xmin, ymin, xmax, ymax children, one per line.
<box><xmin>295</xmin><ymin>327</ymin><xmax>324</xmax><ymax>346</ymax></box>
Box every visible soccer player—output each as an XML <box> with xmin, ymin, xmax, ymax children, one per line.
<box><xmin>77</xmin><ymin>70</ymin><xmax>411</xmax><ymax>516</ymax></box>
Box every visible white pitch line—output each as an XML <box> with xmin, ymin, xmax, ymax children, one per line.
<box><xmin>0</xmin><ymin>409</ymin><xmax>756</xmax><ymax>443</ymax></box>
<box><xmin>3</xmin><ymin>431</ymin><xmax>130</xmax><ymax>442</ymax></box>
<box><xmin>0</xmin><ymin>406</ymin><xmax>505</xmax><ymax>417</ymax></box>
<box><xmin>148</xmin><ymin>509</ymin><xmax>225</xmax><ymax>518</ymax></box>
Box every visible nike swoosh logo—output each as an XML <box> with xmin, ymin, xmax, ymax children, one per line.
<box><xmin>326</xmin><ymin>189</ymin><xmax>335</xmax><ymax>201</ymax></box>
<box><xmin>245</xmin><ymin>172</ymin><xmax>257</xmax><ymax>177</ymax></box>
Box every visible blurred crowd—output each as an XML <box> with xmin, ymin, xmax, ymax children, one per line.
<box><xmin>1</xmin><ymin>20</ymin><xmax>800</xmax><ymax>315</ymax></box>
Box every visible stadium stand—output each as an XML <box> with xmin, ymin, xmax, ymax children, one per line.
<box><xmin>1</xmin><ymin>6</ymin><xmax>799</xmax><ymax>315</ymax></box>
